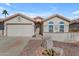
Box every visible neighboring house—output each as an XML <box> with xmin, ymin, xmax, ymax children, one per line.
<box><xmin>69</xmin><ymin>19</ymin><xmax>79</xmax><ymax>32</ymax></box>
<box><xmin>43</xmin><ymin>14</ymin><xmax>71</xmax><ymax>33</ymax></box>
<box><xmin>0</xmin><ymin>20</ymin><xmax>4</xmax><ymax>36</ymax></box>
<box><xmin>0</xmin><ymin>13</ymin><xmax>34</xmax><ymax>36</ymax></box>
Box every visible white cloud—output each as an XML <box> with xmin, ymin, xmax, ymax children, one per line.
<box><xmin>0</xmin><ymin>6</ymin><xmax>9</xmax><ymax>13</ymax></box>
<box><xmin>5</xmin><ymin>3</ymin><xmax>11</xmax><ymax>6</ymax></box>
<box><xmin>72</xmin><ymin>15</ymin><xmax>79</xmax><ymax>19</ymax></box>
<box><xmin>74</xmin><ymin>15</ymin><xmax>79</xmax><ymax>18</ymax></box>
<box><xmin>0</xmin><ymin>7</ymin><xmax>6</xmax><ymax>18</ymax></box>
<box><xmin>0</xmin><ymin>7</ymin><xmax>5</xmax><ymax>13</ymax></box>
<box><xmin>72</xmin><ymin>10</ymin><xmax>79</xmax><ymax>15</ymax></box>
<box><xmin>71</xmin><ymin>10</ymin><xmax>79</xmax><ymax>19</ymax></box>
<box><xmin>11</xmin><ymin>11</ymin><xmax>54</xmax><ymax>18</ymax></box>
<box><xmin>11</xmin><ymin>11</ymin><xmax>37</xmax><ymax>18</ymax></box>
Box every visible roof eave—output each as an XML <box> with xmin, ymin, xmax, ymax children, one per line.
<box><xmin>3</xmin><ymin>13</ymin><xmax>34</xmax><ymax>22</ymax></box>
<box><xmin>44</xmin><ymin>14</ymin><xmax>71</xmax><ymax>23</ymax></box>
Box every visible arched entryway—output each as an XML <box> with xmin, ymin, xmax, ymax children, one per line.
<box><xmin>34</xmin><ymin>17</ymin><xmax>43</xmax><ymax>36</ymax></box>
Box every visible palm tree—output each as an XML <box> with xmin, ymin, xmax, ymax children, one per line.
<box><xmin>42</xmin><ymin>49</ymin><xmax>57</xmax><ymax>56</ymax></box>
<box><xmin>2</xmin><ymin>10</ymin><xmax>9</xmax><ymax>18</ymax></box>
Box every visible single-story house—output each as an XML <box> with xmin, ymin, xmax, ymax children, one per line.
<box><xmin>0</xmin><ymin>13</ymin><xmax>75</xmax><ymax>37</ymax></box>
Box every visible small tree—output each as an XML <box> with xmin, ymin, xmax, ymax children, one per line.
<box><xmin>2</xmin><ymin>10</ymin><xmax>9</xmax><ymax>18</ymax></box>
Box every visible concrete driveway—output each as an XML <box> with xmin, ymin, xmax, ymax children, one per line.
<box><xmin>0</xmin><ymin>37</ymin><xmax>31</xmax><ymax>56</ymax></box>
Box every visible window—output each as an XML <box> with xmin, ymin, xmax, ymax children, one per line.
<box><xmin>49</xmin><ymin>25</ymin><xmax>53</xmax><ymax>32</ymax></box>
<box><xmin>0</xmin><ymin>24</ymin><xmax>4</xmax><ymax>30</ymax></box>
<box><xmin>59</xmin><ymin>21</ymin><xmax>64</xmax><ymax>32</ymax></box>
<box><xmin>60</xmin><ymin>25</ymin><xmax>64</xmax><ymax>32</ymax></box>
<box><xmin>48</xmin><ymin>21</ymin><xmax>53</xmax><ymax>32</ymax></box>
<box><xmin>60</xmin><ymin>21</ymin><xmax>64</xmax><ymax>24</ymax></box>
<box><xmin>49</xmin><ymin>21</ymin><xmax>53</xmax><ymax>24</ymax></box>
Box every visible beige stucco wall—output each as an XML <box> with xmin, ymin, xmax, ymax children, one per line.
<box><xmin>5</xmin><ymin>16</ymin><xmax>34</xmax><ymax>23</ymax></box>
<box><xmin>43</xmin><ymin>32</ymin><xmax>79</xmax><ymax>41</ymax></box>
<box><xmin>4</xmin><ymin>16</ymin><xmax>34</xmax><ymax>36</ymax></box>
<box><xmin>43</xmin><ymin>17</ymin><xmax>69</xmax><ymax>32</ymax></box>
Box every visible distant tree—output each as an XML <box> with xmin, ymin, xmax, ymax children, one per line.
<box><xmin>2</xmin><ymin>10</ymin><xmax>9</xmax><ymax>17</ymax></box>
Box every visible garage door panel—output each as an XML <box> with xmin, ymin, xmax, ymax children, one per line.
<box><xmin>7</xmin><ymin>25</ymin><xmax>34</xmax><ymax>36</ymax></box>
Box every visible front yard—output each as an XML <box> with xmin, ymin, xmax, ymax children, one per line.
<box><xmin>0</xmin><ymin>36</ymin><xmax>79</xmax><ymax>56</ymax></box>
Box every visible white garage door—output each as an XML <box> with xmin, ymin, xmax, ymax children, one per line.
<box><xmin>6</xmin><ymin>24</ymin><xmax>34</xmax><ymax>36</ymax></box>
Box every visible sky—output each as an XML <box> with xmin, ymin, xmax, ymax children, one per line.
<box><xmin>0</xmin><ymin>3</ymin><xmax>79</xmax><ymax>20</ymax></box>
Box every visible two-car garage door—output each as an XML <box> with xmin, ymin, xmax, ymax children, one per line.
<box><xmin>6</xmin><ymin>24</ymin><xmax>34</xmax><ymax>36</ymax></box>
